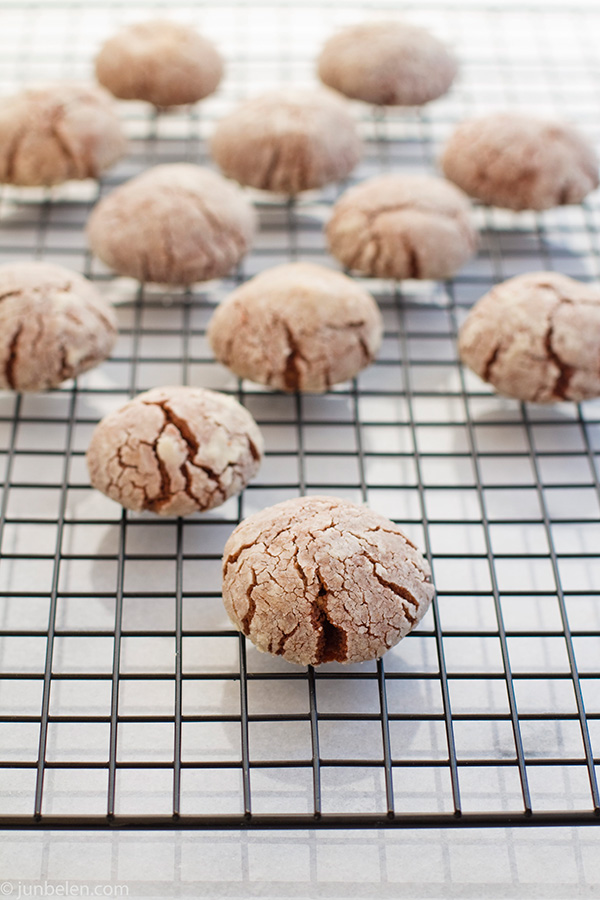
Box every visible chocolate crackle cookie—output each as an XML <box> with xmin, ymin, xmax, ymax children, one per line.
<box><xmin>0</xmin><ymin>83</ymin><xmax>126</xmax><ymax>187</ymax></box>
<box><xmin>222</xmin><ymin>495</ymin><xmax>434</xmax><ymax>666</ymax></box>
<box><xmin>459</xmin><ymin>272</ymin><xmax>600</xmax><ymax>403</ymax></box>
<box><xmin>326</xmin><ymin>173</ymin><xmax>477</xmax><ymax>280</ymax></box>
<box><xmin>317</xmin><ymin>20</ymin><xmax>458</xmax><ymax>107</ymax></box>
<box><xmin>0</xmin><ymin>262</ymin><xmax>117</xmax><ymax>391</ymax></box>
<box><xmin>95</xmin><ymin>19</ymin><xmax>223</xmax><ymax>108</ymax></box>
<box><xmin>441</xmin><ymin>113</ymin><xmax>599</xmax><ymax>210</ymax></box>
<box><xmin>86</xmin><ymin>386</ymin><xmax>263</xmax><ymax>516</ymax></box>
<box><xmin>86</xmin><ymin>163</ymin><xmax>256</xmax><ymax>285</ymax></box>
<box><xmin>208</xmin><ymin>263</ymin><xmax>382</xmax><ymax>392</ymax></box>
<box><xmin>210</xmin><ymin>89</ymin><xmax>362</xmax><ymax>194</ymax></box>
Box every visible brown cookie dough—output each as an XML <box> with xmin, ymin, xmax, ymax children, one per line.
<box><xmin>86</xmin><ymin>386</ymin><xmax>263</xmax><ymax>516</ymax></box>
<box><xmin>208</xmin><ymin>263</ymin><xmax>383</xmax><ymax>392</ymax></box>
<box><xmin>458</xmin><ymin>272</ymin><xmax>600</xmax><ymax>403</ymax></box>
<box><xmin>86</xmin><ymin>163</ymin><xmax>257</xmax><ymax>285</ymax></box>
<box><xmin>95</xmin><ymin>19</ymin><xmax>223</xmax><ymax>108</ymax></box>
<box><xmin>222</xmin><ymin>495</ymin><xmax>434</xmax><ymax>666</ymax></box>
<box><xmin>0</xmin><ymin>83</ymin><xmax>127</xmax><ymax>187</ymax></box>
<box><xmin>210</xmin><ymin>89</ymin><xmax>362</xmax><ymax>194</ymax></box>
<box><xmin>441</xmin><ymin>113</ymin><xmax>599</xmax><ymax>211</ymax></box>
<box><xmin>0</xmin><ymin>261</ymin><xmax>117</xmax><ymax>392</ymax></box>
<box><xmin>326</xmin><ymin>174</ymin><xmax>477</xmax><ymax>280</ymax></box>
<box><xmin>317</xmin><ymin>20</ymin><xmax>458</xmax><ymax>106</ymax></box>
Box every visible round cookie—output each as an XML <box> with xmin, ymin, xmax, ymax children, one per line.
<box><xmin>0</xmin><ymin>83</ymin><xmax>127</xmax><ymax>187</ymax></box>
<box><xmin>208</xmin><ymin>263</ymin><xmax>383</xmax><ymax>392</ymax></box>
<box><xmin>326</xmin><ymin>174</ymin><xmax>477</xmax><ymax>280</ymax></box>
<box><xmin>222</xmin><ymin>495</ymin><xmax>434</xmax><ymax>666</ymax></box>
<box><xmin>86</xmin><ymin>386</ymin><xmax>263</xmax><ymax>516</ymax></box>
<box><xmin>441</xmin><ymin>113</ymin><xmax>599</xmax><ymax>211</ymax></box>
<box><xmin>210</xmin><ymin>89</ymin><xmax>362</xmax><ymax>194</ymax></box>
<box><xmin>458</xmin><ymin>272</ymin><xmax>600</xmax><ymax>403</ymax></box>
<box><xmin>86</xmin><ymin>163</ymin><xmax>257</xmax><ymax>285</ymax></box>
<box><xmin>95</xmin><ymin>19</ymin><xmax>223</xmax><ymax>108</ymax></box>
<box><xmin>0</xmin><ymin>261</ymin><xmax>117</xmax><ymax>391</ymax></box>
<box><xmin>317</xmin><ymin>20</ymin><xmax>458</xmax><ymax>106</ymax></box>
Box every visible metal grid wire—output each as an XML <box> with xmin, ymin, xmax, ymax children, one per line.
<box><xmin>0</xmin><ymin>0</ymin><xmax>600</xmax><ymax>829</ymax></box>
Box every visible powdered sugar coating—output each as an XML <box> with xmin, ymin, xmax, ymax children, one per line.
<box><xmin>441</xmin><ymin>113</ymin><xmax>599</xmax><ymax>211</ymax></box>
<box><xmin>210</xmin><ymin>89</ymin><xmax>362</xmax><ymax>194</ymax></box>
<box><xmin>86</xmin><ymin>164</ymin><xmax>257</xmax><ymax>285</ymax></box>
<box><xmin>317</xmin><ymin>21</ymin><xmax>457</xmax><ymax>106</ymax></box>
<box><xmin>222</xmin><ymin>495</ymin><xmax>434</xmax><ymax>666</ymax></box>
<box><xmin>459</xmin><ymin>272</ymin><xmax>600</xmax><ymax>403</ymax></box>
<box><xmin>95</xmin><ymin>19</ymin><xmax>223</xmax><ymax>108</ymax></box>
<box><xmin>208</xmin><ymin>263</ymin><xmax>383</xmax><ymax>393</ymax></box>
<box><xmin>326</xmin><ymin>174</ymin><xmax>477</xmax><ymax>280</ymax></box>
<box><xmin>0</xmin><ymin>82</ymin><xmax>126</xmax><ymax>187</ymax></box>
<box><xmin>0</xmin><ymin>262</ymin><xmax>117</xmax><ymax>391</ymax></box>
<box><xmin>86</xmin><ymin>386</ymin><xmax>263</xmax><ymax>516</ymax></box>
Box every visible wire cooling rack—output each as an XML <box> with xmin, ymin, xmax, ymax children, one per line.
<box><xmin>0</xmin><ymin>0</ymin><xmax>600</xmax><ymax>831</ymax></box>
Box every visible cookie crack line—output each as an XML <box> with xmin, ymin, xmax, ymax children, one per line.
<box><xmin>260</xmin><ymin>141</ymin><xmax>283</xmax><ymax>191</ymax></box>
<box><xmin>312</xmin><ymin>570</ymin><xmax>348</xmax><ymax>664</ymax></box>
<box><xmin>48</xmin><ymin>102</ymin><xmax>81</xmax><ymax>178</ymax></box>
<box><xmin>4</xmin><ymin>323</ymin><xmax>23</xmax><ymax>389</ymax></box>
<box><xmin>240</xmin><ymin>566</ymin><xmax>258</xmax><ymax>635</ymax></box>
<box><xmin>274</xmin><ymin>622</ymin><xmax>300</xmax><ymax>657</ymax></box>
<box><xmin>4</xmin><ymin>122</ymin><xmax>28</xmax><ymax>183</ymax></box>
<box><xmin>282</xmin><ymin>321</ymin><xmax>307</xmax><ymax>391</ymax></box>
<box><xmin>483</xmin><ymin>342</ymin><xmax>502</xmax><ymax>383</ymax></box>
<box><xmin>143</xmin><ymin>399</ymin><xmax>210</xmax><ymax>511</ymax></box>
<box><xmin>370</xmin><ymin>566</ymin><xmax>418</xmax><ymax>625</ymax></box>
<box><xmin>545</xmin><ymin>322</ymin><xmax>574</xmax><ymax>400</ymax></box>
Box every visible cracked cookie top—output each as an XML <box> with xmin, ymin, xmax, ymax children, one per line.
<box><xmin>317</xmin><ymin>20</ymin><xmax>458</xmax><ymax>107</ymax></box>
<box><xmin>326</xmin><ymin>173</ymin><xmax>477</xmax><ymax>281</ymax></box>
<box><xmin>441</xmin><ymin>113</ymin><xmax>599</xmax><ymax>211</ymax></box>
<box><xmin>210</xmin><ymin>89</ymin><xmax>362</xmax><ymax>195</ymax></box>
<box><xmin>0</xmin><ymin>261</ymin><xmax>117</xmax><ymax>392</ymax></box>
<box><xmin>0</xmin><ymin>82</ymin><xmax>127</xmax><ymax>187</ymax></box>
<box><xmin>86</xmin><ymin>163</ymin><xmax>257</xmax><ymax>285</ymax></box>
<box><xmin>95</xmin><ymin>19</ymin><xmax>224</xmax><ymax>109</ymax></box>
<box><xmin>208</xmin><ymin>262</ymin><xmax>383</xmax><ymax>393</ymax></box>
<box><xmin>86</xmin><ymin>385</ymin><xmax>264</xmax><ymax>516</ymax></box>
<box><xmin>222</xmin><ymin>495</ymin><xmax>434</xmax><ymax>666</ymax></box>
<box><xmin>459</xmin><ymin>271</ymin><xmax>600</xmax><ymax>403</ymax></box>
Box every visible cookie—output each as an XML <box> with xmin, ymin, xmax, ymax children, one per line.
<box><xmin>222</xmin><ymin>495</ymin><xmax>434</xmax><ymax>666</ymax></box>
<box><xmin>86</xmin><ymin>386</ymin><xmax>263</xmax><ymax>516</ymax></box>
<box><xmin>326</xmin><ymin>174</ymin><xmax>477</xmax><ymax>280</ymax></box>
<box><xmin>86</xmin><ymin>163</ymin><xmax>257</xmax><ymax>285</ymax></box>
<box><xmin>458</xmin><ymin>272</ymin><xmax>600</xmax><ymax>403</ymax></box>
<box><xmin>317</xmin><ymin>21</ymin><xmax>457</xmax><ymax>106</ymax></box>
<box><xmin>210</xmin><ymin>89</ymin><xmax>362</xmax><ymax>194</ymax></box>
<box><xmin>95</xmin><ymin>19</ymin><xmax>223</xmax><ymax>108</ymax></box>
<box><xmin>208</xmin><ymin>262</ymin><xmax>383</xmax><ymax>392</ymax></box>
<box><xmin>441</xmin><ymin>113</ymin><xmax>599</xmax><ymax>210</ymax></box>
<box><xmin>0</xmin><ymin>262</ymin><xmax>117</xmax><ymax>391</ymax></box>
<box><xmin>0</xmin><ymin>83</ymin><xmax>127</xmax><ymax>187</ymax></box>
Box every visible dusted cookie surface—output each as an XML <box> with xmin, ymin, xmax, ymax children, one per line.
<box><xmin>210</xmin><ymin>89</ymin><xmax>362</xmax><ymax>194</ymax></box>
<box><xmin>86</xmin><ymin>386</ymin><xmax>263</xmax><ymax>516</ymax></box>
<box><xmin>0</xmin><ymin>83</ymin><xmax>126</xmax><ymax>187</ymax></box>
<box><xmin>441</xmin><ymin>113</ymin><xmax>599</xmax><ymax>211</ymax></box>
<box><xmin>222</xmin><ymin>495</ymin><xmax>434</xmax><ymax>666</ymax></box>
<box><xmin>318</xmin><ymin>21</ymin><xmax>457</xmax><ymax>106</ymax></box>
<box><xmin>0</xmin><ymin>262</ymin><xmax>117</xmax><ymax>391</ymax></box>
<box><xmin>208</xmin><ymin>263</ymin><xmax>382</xmax><ymax>392</ymax></box>
<box><xmin>326</xmin><ymin>174</ymin><xmax>477</xmax><ymax>280</ymax></box>
<box><xmin>95</xmin><ymin>19</ymin><xmax>223</xmax><ymax>108</ymax></box>
<box><xmin>459</xmin><ymin>272</ymin><xmax>600</xmax><ymax>403</ymax></box>
<box><xmin>86</xmin><ymin>164</ymin><xmax>257</xmax><ymax>285</ymax></box>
